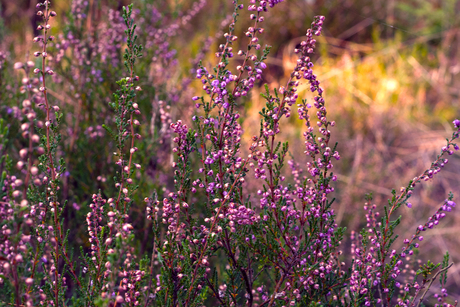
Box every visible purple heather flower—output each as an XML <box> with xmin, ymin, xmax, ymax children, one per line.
<box><xmin>453</xmin><ymin>119</ymin><xmax>460</xmax><ymax>128</ymax></box>
<box><xmin>447</xmin><ymin>200</ymin><xmax>456</xmax><ymax>207</ymax></box>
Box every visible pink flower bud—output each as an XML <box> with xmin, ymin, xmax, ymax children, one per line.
<box><xmin>122</xmin><ymin>224</ymin><xmax>133</xmax><ymax>232</ymax></box>
<box><xmin>27</xmin><ymin>112</ymin><xmax>36</xmax><ymax>121</ymax></box>
<box><xmin>31</xmin><ymin>166</ymin><xmax>39</xmax><ymax>175</ymax></box>
<box><xmin>23</xmin><ymin>99</ymin><xmax>31</xmax><ymax>108</ymax></box>
<box><xmin>14</xmin><ymin>62</ymin><xmax>24</xmax><ymax>70</ymax></box>
<box><xmin>19</xmin><ymin>148</ymin><xmax>28</xmax><ymax>159</ymax></box>
<box><xmin>17</xmin><ymin>161</ymin><xmax>24</xmax><ymax>169</ymax></box>
<box><xmin>15</xmin><ymin>254</ymin><xmax>23</xmax><ymax>262</ymax></box>
<box><xmin>32</xmin><ymin>135</ymin><xmax>40</xmax><ymax>143</ymax></box>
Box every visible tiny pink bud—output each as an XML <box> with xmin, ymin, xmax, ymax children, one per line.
<box><xmin>17</xmin><ymin>161</ymin><xmax>24</xmax><ymax>169</ymax></box>
<box><xmin>15</xmin><ymin>254</ymin><xmax>23</xmax><ymax>262</ymax></box>
<box><xmin>31</xmin><ymin>166</ymin><xmax>39</xmax><ymax>175</ymax></box>
<box><xmin>22</xmin><ymin>99</ymin><xmax>31</xmax><ymax>108</ymax></box>
<box><xmin>14</xmin><ymin>62</ymin><xmax>24</xmax><ymax>70</ymax></box>
<box><xmin>122</xmin><ymin>224</ymin><xmax>133</xmax><ymax>232</ymax></box>
<box><xmin>27</xmin><ymin>112</ymin><xmax>36</xmax><ymax>121</ymax></box>
<box><xmin>19</xmin><ymin>148</ymin><xmax>28</xmax><ymax>159</ymax></box>
<box><xmin>32</xmin><ymin>134</ymin><xmax>40</xmax><ymax>143</ymax></box>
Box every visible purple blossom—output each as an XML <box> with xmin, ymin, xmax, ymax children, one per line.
<box><xmin>453</xmin><ymin>119</ymin><xmax>460</xmax><ymax>128</ymax></box>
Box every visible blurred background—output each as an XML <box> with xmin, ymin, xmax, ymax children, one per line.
<box><xmin>1</xmin><ymin>0</ymin><xmax>460</xmax><ymax>302</ymax></box>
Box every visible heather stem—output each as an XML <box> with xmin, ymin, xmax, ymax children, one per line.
<box><xmin>415</xmin><ymin>263</ymin><xmax>453</xmax><ymax>307</ymax></box>
<box><xmin>39</xmin><ymin>2</ymin><xmax>61</xmax><ymax>304</ymax></box>
<box><xmin>184</xmin><ymin>155</ymin><xmax>254</xmax><ymax>304</ymax></box>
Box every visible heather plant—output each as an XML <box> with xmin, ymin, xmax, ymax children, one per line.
<box><xmin>0</xmin><ymin>0</ymin><xmax>459</xmax><ymax>306</ymax></box>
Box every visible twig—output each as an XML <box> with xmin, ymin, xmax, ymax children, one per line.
<box><xmin>416</xmin><ymin>263</ymin><xmax>454</xmax><ymax>307</ymax></box>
